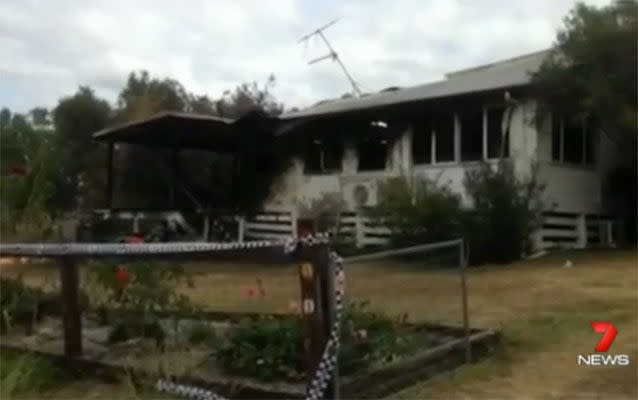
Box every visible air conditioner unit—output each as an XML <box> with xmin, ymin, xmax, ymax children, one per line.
<box><xmin>350</xmin><ymin>182</ymin><xmax>376</xmax><ymax>207</ymax></box>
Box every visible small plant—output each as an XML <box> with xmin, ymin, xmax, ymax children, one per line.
<box><xmin>0</xmin><ymin>276</ymin><xmax>43</xmax><ymax>334</ymax></box>
<box><xmin>185</xmin><ymin>322</ymin><xmax>219</xmax><ymax>347</ymax></box>
<box><xmin>339</xmin><ymin>301</ymin><xmax>401</xmax><ymax>374</ymax></box>
<box><xmin>369</xmin><ymin>164</ymin><xmax>545</xmax><ymax>265</ymax></box>
<box><xmin>217</xmin><ymin>301</ymin><xmax>418</xmax><ymax>381</ymax></box>
<box><xmin>107</xmin><ymin>318</ymin><xmax>166</xmax><ymax>348</ymax></box>
<box><xmin>297</xmin><ymin>192</ymin><xmax>347</xmax><ymax>237</ymax></box>
<box><xmin>463</xmin><ymin>162</ymin><xmax>544</xmax><ymax>264</ymax></box>
<box><xmin>85</xmin><ymin>260</ymin><xmax>196</xmax><ymax>350</ymax></box>
<box><xmin>217</xmin><ymin>317</ymin><xmax>304</xmax><ymax>381</ymax></box>
<box><xmin>0</xmin><ymin>353</ymin><xmax>67</xmax><ymax>399</ymax></box>
<box><xmin>368</xmin><ymin>176</ymin><xmax>464</xmax><ymax>247</ymax></box>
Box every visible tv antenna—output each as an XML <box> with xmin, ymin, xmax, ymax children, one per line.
<box><xmin>298</xmin><ymin>18</ymin><xmax>362</xmax><ymax>97</ymax></box>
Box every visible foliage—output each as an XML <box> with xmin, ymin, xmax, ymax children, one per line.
<box><xmin>0</xmin><ymin>353</ymin><xmax>67</xmax><ymax>399</ymax></box>
<box><xmin>86</xmin><ymin>261</ymin><xmax>194</xmax><ymax>311</ymax></box>
<box><xmin>0</xmin><ymin>276</ymin><xmax>46</xmax><ymax>333</ymax></box>
<box><xmin>108</xmin><ymin>318</ymin><xmax>166</xmax><ymax>346</ymax></box>
<box><xmin>463</xmin><ymin>162</ymin><xmax>545</xmax><ymax>263</ymax></box>
<box><xmin>297</xmin><ymin>192</ymin><xmax>347</xmax><ymax>236</ymax></box>
<box><xmin>368</xmin><ymin>175</ymin><xmax>464</xmax><ymax>247</ymax></box>
<box><xmin>531</xmin><ymin>0</ymin><xmax>637</xmax><ymax>165</ymax></box>
<box><xmin>369</xmin><ymin>163</ymin><xmax>544</xmax><ymax>265</ymax></box>
<box><xmin>0</xmin><ymin>107</ymin><xmax>11</xmax><ymax>129</ymax></box>
<box><xmin>218</xmin><ymin>317</ymin><xmax>304</xmax><ymax>381</ymax></box>
<box><xmin>530</xmin><ymin>0</ymin><xmax>637</xmax><ymax>236</ymax></box>
<box><xmin>0</xmin><ymin>112</ymin><xmax>60</xmax><ymax>240</ymax></box>
<box><xmin>29</xmin><ymin>107</ymin><xmax>50</xmax><ymax>126</ymax></box>
<box><xmin>185</xmin><ymin>322</ymin><xmax>219</xmax><ymax>347</ymax></box>
<box><xmin>338</xmin><ymin>300</ymin><xmax>399</xmax><ymax>374</ymax></box>
<box><xmin>217</xmin><ymin>302</ymin><xmax>421</xmax><ymax>381</ymax></box>
<box><xmin>52</xmin><ymin>86</ymin><xmax>112</xmax><ymax>210</ymax></box>
<box><xmin>216</xmin><ymin>74</ymin><xmax>284</xmax><ymax>119</ymax></box>
<box><xmin>86</xmin><ymin>260</ymin><xmax>195</xmax><ymax>347</ymax></box>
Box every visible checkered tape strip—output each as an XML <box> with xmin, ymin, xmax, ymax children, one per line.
<box><xmin>0</xmin><ymin>239</ymin><xmax>288</xmax><ymax>257</ymax></box>
<box><xmin>304</xmin><ymin>250</ymin><xmax>344</xmax><ymax>400</ymax></box>
<box><xmin>153</xmin><ymin>232</ymin><xmax>343</xmax><ymax>400</ymax></box>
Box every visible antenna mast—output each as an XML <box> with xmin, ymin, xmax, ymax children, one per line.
<box><xmin>298</xmin><ymin>18</ymin><xmax>362</xmax><ymax>97</ymax></box>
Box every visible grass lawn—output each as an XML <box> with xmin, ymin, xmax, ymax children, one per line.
<box><xmin>1</xmin><ymin>248</ymin><xmax>637</xmax><ymax>399</ymax></box>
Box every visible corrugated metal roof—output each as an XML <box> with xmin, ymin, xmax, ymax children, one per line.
<box><xmin>281</xmin><ymin>49</ymin><xmax>549</xmax><ymax>119</ymax></box>
<box><xmin>92</xmin><ymin>111</ymin><xmax>237</xmax><ymax>151</ymax></box>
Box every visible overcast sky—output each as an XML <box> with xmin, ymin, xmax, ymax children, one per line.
<box><xmin>1</xmin><ymin>0</ymin><xmax>610</xmax><ymax>114</ymax></box>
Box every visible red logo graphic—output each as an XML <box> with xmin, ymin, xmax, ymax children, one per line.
<box><xmin>590</xmin><ymin>321</ymin><xmax>618</xmax><ymax>352</ymax></box>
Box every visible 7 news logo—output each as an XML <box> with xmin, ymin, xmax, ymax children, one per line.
<box><xmin>577</xmin><ymin>321</ymin><xmax>631</xmax><ymax>366</ymax></box>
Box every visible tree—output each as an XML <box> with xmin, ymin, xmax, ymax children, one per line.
<box><xmin>52</xmin><ymin>86</ymin><xmax>112</xmax><ymax>210</ymax></box>
<box><xmin>0</xmin><ymin>108</ymin><xmax>11</xmax><ymax>130</ymax></box>
<box><xmin>29</xmin><ymin>107</ymin><xmax>50</xmax><ymax>126</ymax></box>
<box><xmin>216</xmin><ymin>74</ymin><xmax>284</xmax><ymax>118</ymax></box>
<box><xmin>531</xmin><ymin>0</ymin><xmax>637</xmax><ymax>242</ymax></box>
<box><xmin>531</xmin><ymin>0</ymin><xmax>637</xmax><ymax>151</ymax></box>
<box><xmin>0</xmin><ymin>114</ymin><xmax>59</xmax><ymax>238</ymax></box>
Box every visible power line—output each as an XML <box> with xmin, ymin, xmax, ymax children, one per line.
<box><xmin>298</xmin><ymin>18</ymin><xmax>362</xmax><ymax>97</ymax></box>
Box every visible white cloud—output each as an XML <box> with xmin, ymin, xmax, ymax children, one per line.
<box><xmin>0</xmin><ymin>0</ymin><xmax>612</xmax><ymax>113</ymax></box>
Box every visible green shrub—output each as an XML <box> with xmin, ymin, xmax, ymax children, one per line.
<box><xmin>1</xmin><ymin>276</ymin><xmax>43</xmax><ymax>333</ymax></box>
<box><xmin>369</xmin><ymin>162</ymin><xmax>544</xmax><ymax>265</ymax></box>
<box><xmin>85</xmin><ymin>260</ymin><xmax>195</xmax><ymax>315</ymax></box>
<box><xmin>0</xmin><ymin>353</ymin><xmax>67</xmax><ymax>398</ymax></box>
<box><xmin>463</xmin><ymin>162</ymin><xmax>544</xmax><ymax>264</ymax></box>
<box><xmin>85</xmin><ymin>260</ymin><xmax>196</xmax><ymax>348</ymax></box>
<box><xmin>368</xmin><ymin>176</ymin><xmax>464</xmax><ymax>247</ymax></box>
<box><xmin>217</xmin><ymin>302</ymin><xmax>413</xmax><ymax>381</ymax></box>
<box><xmin>217</xmin><ymin>317</ymin><xmax>304</xmax><ymax>381</ymax></box>
<box><xmin>185</xmin><ymin>322</ymin><xmax>219</xmax><ymax>347</ymax></box>
<box><xmin>108</xmin><ymin>318</ymin><xmax>166</xmax><ymax>347</ymax></box>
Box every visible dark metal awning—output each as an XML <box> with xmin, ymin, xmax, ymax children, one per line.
<box><xmin>92</xmin><ymin>111</ymin><xmax>238</xmax><ymax>152</ymax></box>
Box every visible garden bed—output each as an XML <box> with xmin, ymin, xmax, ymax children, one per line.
<box><xmin>0</xmin><ymin>311</ymin><xmax>500</xmax><ymax>399</ymax></box>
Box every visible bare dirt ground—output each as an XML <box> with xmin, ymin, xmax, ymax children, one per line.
<box><xmin>2</xmin><ymin>248</ymin><xmax>637</xmax><ymax>399</ymax></box>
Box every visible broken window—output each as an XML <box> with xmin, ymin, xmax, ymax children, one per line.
<box><xmin>304</xmin><ymin>136</ymin><xmax>343</xmax><ymax>174</ymax></box>
<box><xmin>357</xmin><ymin>136</ymin><xmax>388</xmax><ymax>171</ymax></box>
<box><xmin>412</xmin><ymin>121</ymin><xmax>432</xmax><ymax>165</ymax></box>
<box><xmin>487</xmin><ymin>106</ymin><xmax>508</xmax><ymax>158</ymax></box>
<box><xmin>551</xmin><ymin>113</ymin><xmax>595</xmax><ymax>166</ymax></box>
<box><xmin>460</xmin><ymin>108</ymin><xmax>483</xmax><ymax>161</ymax></box>
<box><xmin>563</xmin><ymin>117</ymin><xmax>584</xmax><ymax>164</ymax></box>
<box><xmin>434</xmin><ymin>115</ymin><xmax>455</xmax><ymax>162</ymax></box>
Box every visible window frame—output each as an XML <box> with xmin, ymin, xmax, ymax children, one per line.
<box><xmin>412</xmin><ymin>114</ymin><xmax>456</xmax><ymax>165</ymax></box>
<box><xmin>356</xmin><ymin>136</ymin><xmax>390</xmax><ymax>172</ymax></box>
<box><xmin>484</xmin><ymin>104</ymin><xmax>509</xmax><ymax>160</ymax></box>
<box><xmin>551</xmin><ymin>113</ymin><xmax>596</xmax><ymax>167</ymax></box>
<box><xmin>303</xmin><ymin>138</ymin><xmax>343</xmax><ymax>175</ymax></box>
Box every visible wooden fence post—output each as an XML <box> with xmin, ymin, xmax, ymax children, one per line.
<box><xmin>298</xmin><ymin>244</ymin><xmax>336</xmax><ymax>399</ymax></box>
<box><xmin>60</xmin><ymin>256</ymin><xmax>82</xmax><ymax>359</ymax></box>
<box><xmin>58</xmin><ymin>219</ymin><xmax>83</xmax><ymax>360</ymax></box>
